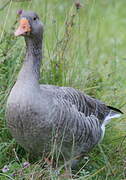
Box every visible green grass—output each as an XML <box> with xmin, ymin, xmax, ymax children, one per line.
<box><xmin>0</xmin><ymin>0</ymin><xmax>126</xmax><ymax>179</ymax></box>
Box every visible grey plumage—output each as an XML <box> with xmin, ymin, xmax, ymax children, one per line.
<box><xmin>6</xmin><ymin>11</ymin><xmax>122</xmax><ymax>162</ymax></box>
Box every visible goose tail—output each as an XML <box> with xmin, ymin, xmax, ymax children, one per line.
<box><xmin>104</xmin><ymin>106</ymin><xmax>123</xmax><ymax>125</ymax></box>
<box><xmin>100</xmin><ymin>106</ymin><xmax>123</xmax><ymax>141</ymax></box>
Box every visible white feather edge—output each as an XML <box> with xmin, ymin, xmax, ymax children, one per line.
<box><xmin>100</xmin><ymin>112</ymin><xmax>122</xmax><ymax>142</ymax></box>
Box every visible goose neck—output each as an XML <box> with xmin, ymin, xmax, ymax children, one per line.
<box><xmin>18</xmin><ymin>36</ymin><xmax>42</xmax><ymax>83</ymax></box>
<box><xmin>25</xmin><ymin>36</ymin><xmax>42</xmax><ymax>59</ymax></box>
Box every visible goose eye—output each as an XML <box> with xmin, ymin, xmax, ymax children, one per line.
<box><xmin>33</xmin><ymin>17</ymin><xmax>37</xmax><ymax>21</ymax></box>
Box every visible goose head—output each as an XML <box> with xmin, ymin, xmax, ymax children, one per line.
<box><xmin>15</xmin><ymin>10</ymin><xmax>43</xmax><ymax>38</ymax></box>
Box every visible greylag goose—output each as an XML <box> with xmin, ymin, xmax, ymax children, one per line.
<box><xmin>6</xmin><ymin>11</ymin><xmax>122</xmax><ymax>165</ymax></box>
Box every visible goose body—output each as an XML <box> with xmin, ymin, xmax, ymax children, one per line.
<box><xmin>6</xmin><ymin>11</ymin><xmax>122</xmax><ymax>160</ymax></box>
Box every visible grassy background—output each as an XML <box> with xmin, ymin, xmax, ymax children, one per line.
<box><xmin>0</xmin><ymin>0</ymin><xmax>126</xmax><ymax>179</ymax></box>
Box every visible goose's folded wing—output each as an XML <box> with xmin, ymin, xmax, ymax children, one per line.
<box><xmin>50</xmin><ymin>97</ymin><xmax>102</xmax><ymax>154</ymax></box>
<box><xmin>58</xmin><ymin>87</ymin><xmax>123</xmax><ymax>122</ymax></box>
<box><xmin>40</xmin><ymin>85</ymin><xmax>121</xmax><ymax>123</ymax></box>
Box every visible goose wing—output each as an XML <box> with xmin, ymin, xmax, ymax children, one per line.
<box><xmin>50</xmin><ymin>96</ymin><xmax>102</xmax><ymax>155</ymax></box>
<box><xmin>40</xmin><ymin>84</ymin><xmax>122</xmax><ymax>155</ymax></box>
<box><xmin>40</xmin><ymin>84</ymin><xmax>122</xmax><ymax>124</ymax></box>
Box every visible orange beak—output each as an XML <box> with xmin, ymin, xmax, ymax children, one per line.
<box><xmin>15</xmin><ymin>18</ymin><xmax>31</xmax><ymax>36</ymax></box>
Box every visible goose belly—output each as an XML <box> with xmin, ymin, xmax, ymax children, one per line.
<box><xmin>6</xmin><ymin>101</ymin><xmax>50</xmax><ymax>153</ymax></box>
<box><xmin>6</xmin><ymin>108</ymin><xmax>71</xmax><ymax>158</ymax></box>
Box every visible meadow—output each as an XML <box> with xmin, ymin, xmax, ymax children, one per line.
<box><xmin>0</xmin><ymin>0</ymin><xmax>126</xmax><ymax>179</ymax></box>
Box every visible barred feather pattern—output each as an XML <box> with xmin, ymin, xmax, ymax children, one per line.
<box><xmin>39</xmin><ymin>84</ymin><xmax>111</xmax><ymax>156</ymax></box>
<box><xmin>40</xmin><ymin>85</ymin><xmax>110</xmax><ymax>121</ymax></box>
